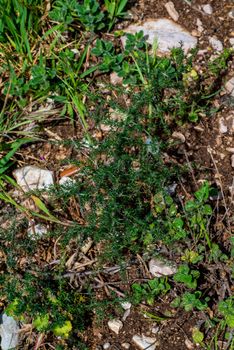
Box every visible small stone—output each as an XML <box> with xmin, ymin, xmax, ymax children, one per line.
<box><xmin>122</xmin><ymin>309</ymin><xmax>131</xmax><ymax>321</ymax></box>
<box><xmin>226</xmin><ymin>148</ymin><xmax>234</xmax><ymax>153</ymax></box>
<box><xmin>225</xmin><ymin>77</ymin><xmax>234</xmax><ymax>97</ymax></box>
<box><xmin>229</xmin><ymin>10</ymin><xmax>234</xmax><ymax>19</ymax></box>
<box><xmin>172</xmin><ymin>131</ymin><xmax>186</xmax><ymax>143</ymax></box>
<box><xmin>0</xmin><ymin>314</ymin><xmax>19</xmax><ymax>350</ymax></box>
<box><xmin>121</xmin><ymin>302</ymin><xmax>132</xmax><ymax>310</ymax></box>
<box><xmin>103</xmin><ymin>342</ymin><xmax>111</xmax><ymax>350</ymax></box>
<box><xmin>151</xmin><ymin>326</ymin><xmax>159</xmax><ymax>334</ymax></box>
<box><xmin>13</xmin><ymin>166</ymin><xmax>54</xmax><ymax>192</ymax></box>
<box><xmin>149</xmin><ymin>258</ymin><xmax>177</xmax><ymax>277</ymax></box>
<box><xmin>209</xmin><ymin>37</ymin><xmax>223</xmax><ymax>51</ymax></box>
<box><xmin>132</xmin><ymin>334</ymin><xmax>157</xmax><ymax>350</ymax></box>
<box><xmin>110</xmin><ymin>72</ymin><xmax>123</xmax><ymax>85</ymax></box>
<box><xmin>185</xmin><ymin>338</ymin><xmax>194</xmax><ymax>349</ymax></box>
<box><xmin>231</xmin><ymin>155</ymin><xmax>234</xmax><ymax>168</ymax></box>
<box><xmin>122</xmin><ymin>343</ymin><xmax>131</xmax><ymax>349</ymax></box>
<box><xmin>196</xmin><ymin>18</ymin><xmax>204</xmax><ymax>32</ymax></box>
<box><xmin>202</xmin><ymin>4</ymin><xmax>213</xmax><ymax>15</ymax></box>
<box><xmin>219</xmin><ymin>118</ymin><xmax>228</xmax><ymax>134</ymax></box>
<box><xmin>107</xmin><ymin>319</ymin><xmax>123</xmax><ymax>335</ymax></box>
<box><xmin>229</xmin><ymin>38</ymin><xmax>234</xmax><ymax>47</ymax></box>
<box><xmin>122</xmin><ymin>19</ymin><xmax>197</xmax><ymax>54</ymax></box>
<box><xmin>164</xmin><ymin>2</ymin><xmax>179</xmax><ymax>22</ymax></box>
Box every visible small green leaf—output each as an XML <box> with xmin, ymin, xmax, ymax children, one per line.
<box><xmin>192</xmin><ymin>327</ymin><xmax>204</xmax><ymax>344</ymax></box>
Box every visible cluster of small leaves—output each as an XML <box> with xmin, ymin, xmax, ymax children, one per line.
<box><xmin>218</xmin><ymin>297</ymin><xmax>234</xmax><ymax>328</ymax></box>
<box><xmin>173</xmin><ymin>264</ymin><xmax>200</xmax><ymax>289</ymax></box>
<box><xmin>49</xmin><ymin>0</ymin><xmax>128</xmax><ymax>31</ymax></box>
<box><xmin>131</xmin><ymin>278</ymin><xmax>170</xmax><ymax>306</ymax></box>
<box><xmin>171</xmin><ymin>291</ymin><xmax>209</xmax><ymax>312</ymax></box>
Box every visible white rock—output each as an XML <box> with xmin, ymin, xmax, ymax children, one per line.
<box><xmin>196</xmin><ymin>18</ymin><xmax>203</xmax><ymax>32</ymax></box>
<box><xmin>122</xmin><ymin>309</ymin><xmax>131</xmax><ymax>321</ymax></box>
<box><xmin>164</xmin><ymin>2</ymin><xmax>179</xmax><ymax>22</ymax></box>
<box><xmin>231</xmin><ymin>154</ymin><xmax>234</xmax><ymax>168</ymax></box>
<box><xmin>0</xmin><ymin>314</ymin><xmax>19</xmax><ymax>350</ymax></box>
<box><xmin>202</xmin><ymin>4</ymin><xmax>213</xmax><ymax>15</ymax></box>
<box><xmin>107</xmin><ymin>319</ymin><xmax>123</xmax><ymax>335</ymax></box>
<box><xmin>13</xmin><ymin>166</ymin><xmax>54</xmax><ymax>192</ymax></box>
<box><xmin>121</xmin><ymin>343</ymin><xmax>130</xmax><ymax>349</ymax></box>
<box><xmin>229</xmin><ymin>38</ymin><xmax>234</xmax><ymax>47</ymax></box>
<box><xmin>219</xmin><ymin>118</ymin><xmax>228</xmax><ymax>134</ymax></box>
<box><xmin>121</xmin><ymin>302</ymin><xmax>132</xmax><ymax>310</ymax></box>
<box><xmin>225</xmin><ymin>77</ymin><xmax>234</xmax><ymax>97</ymax></box>
<box><xmin>132</xmin><ymin>335</ymin><xmax>157</xmax><ymax>350</ymax></box>
<box><xmin>228</xmin><ymin>10</ymin><xmax>234</xmax><ymax>19</ymax></box>
<box><xmin>208</xmin><ymin>37</ymin><xmax>223</xmax><ymax>51</ymax></box>
<box><xmin>149</xmin><ymin>258</ymin><xmax>177</xmax><ymax>277</ymax></box>
<box><xmin>27</xmin><ymin>223</ymin><xmax>47</xmax><ymax>239</ymax></box>
<box><xmin>122</xmin><ymin>19</ymin><xmax>197</xmax><ymax>54</ymax></box>
<box><xmin>185</xmin><ymin>338</ymin><xmax>194</xmax><ymax>349</ymax></box>
<box><xmin>151</xmin><ymin>326</ymin><xmax>159</xmax><ymax>334</ymax></box>
<box><xmin>103</xmin><ymin>342</ymin><xmax>111</xmax><ymax>350</ymax></box>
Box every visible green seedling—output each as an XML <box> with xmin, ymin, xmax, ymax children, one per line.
<box><xmin>49</xmin><ymin>0</ymin><xmax>105</xmax><ymax>31</ymax></box>
<box><xmin>172</xmin><ymin>291</ymin><xmax>208</xmax><ymax>311</ymax></box>
<box><xmin>132</xmin><ymin>277</ymin><xmax>170</xmax><ymax>305</ymax></box>
<box><xmin>173</xmin><ymin>264</ymin><xmax>199</xmax><ymax>289</ymax></box>
<box><xmin>218</xmin><ymin>297</ymin><xmax>234</xmax><ymax>328</ymax></box>
<box><xmin>192</xmin><ymin>327</ymin><xmax>204</xmax><ymax>345</ymax></box>
<box><xmin>104</xmin><ymin>0</ymin><xmax>128</xmax><ymax>30</ymax></box>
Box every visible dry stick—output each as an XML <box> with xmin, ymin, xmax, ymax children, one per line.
<box><xmin>136</xmin><ymin>253</ymin><xmax>151</xmax><ymax>278</ymax></box>
<box><xmin>62</xmin><ymin>265</ymin><xmax>128</xmax><ymax>278</ymax></box>
<box><xmin>207</xmin><ymin>146</ymin><xmax>231</xmax><ymax>232</ymax></box>
<box><xmin>183</xmin><ymin>147</ymin><xmax>198</xmax><ymax>190</ymax></box>
<box><xmin>106</xmin><ymin>285</ymin><xmax>125</xmax><ymax>298</ymax></box>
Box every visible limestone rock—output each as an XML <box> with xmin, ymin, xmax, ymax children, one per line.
<box><xmin>164</xmin><ymin>2</ymin><xmax>179</xmax><ymax>22</ymax></box>
<box><xmin>0</xmin><ymin>314</ymin><xmax>19</xmax><ymax>350</ymax></box>
<box><xmin>202</xmin><ymin>4</ymin><xmax>213</xmax><ymax>15</ymax></box>
<box><xmin>229</xmin><ymin>38</ymin><xmax>234</xmax><ymax>47</ymax></box>
<box><xmin>149</xmin><ymin>258</ymin><xmax>177</xmax><ymax>277</ymax></box>
<box><xmin>13</xmin><ymin>166</ymin><xmax>54</xmax><ymax>192</ymax></box>
<box><xmin>107</xmin><ymin>319</ymin><xmax>123</xmax><ymax>335</ymax></box>
<box><xmin>122</xmin><ymin>19</ymin><xmax>197</xmax><ymax>54</ymax></box>
<box><xmin>231</xmin><ymin>154</ymin><xmax>234</xmax><ymax>168</ymax></box>
<box><xmin>219</xmin><ymin>118</ymin><xmax>228</xmax><ymax>134</ymax></box>
<box><xmin>132</xmin><ymin>335</ymin><xmax>157</xmax><ymax>350</ymax></box>
<box><xmin>208</xmin><ymin>37</ymin><xmax>223</xmax><ymax>51</ymax></box>
<box><xmin>225</xmin><ymin>77</ymin><xmax>234</xmax><ymax>97</ymax></box>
